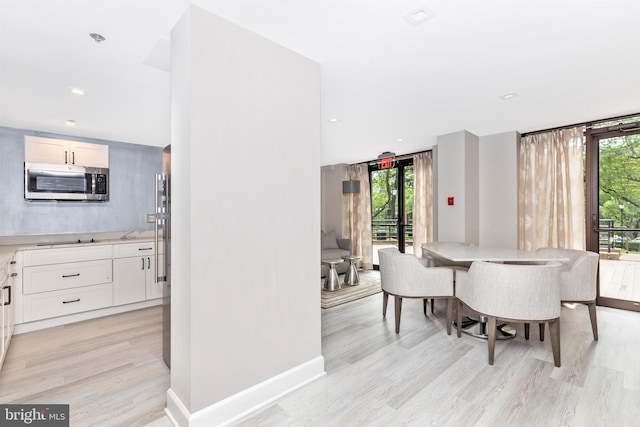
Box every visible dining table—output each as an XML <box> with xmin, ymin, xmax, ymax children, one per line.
<box><xmin>421</xmin><ymin>242</ymin><xmax>570</xmax><ymax>340</ymax></box>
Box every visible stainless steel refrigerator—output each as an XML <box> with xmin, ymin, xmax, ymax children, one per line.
<box><xmin>155</xmin><ymin>145</ymin><xmax>171</xmax><ymax>367</ymax></box>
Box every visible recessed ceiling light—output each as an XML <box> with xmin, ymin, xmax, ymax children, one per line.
<box><xmin>328</xmin><ymin>118</ymin><xmax>340</xmax><ymax>123</ymax></box>
<box><xmin>89</xmin><ymin>33</ymin><xmax>106</xmax><ymax>43</ymax></box>
<box><xmin>500</xmin><ymin>92</ymin><xmax>518</xmax><ymax>100</ymax></box>
<box><xmin>65</xmin><ymin>120</ymin><xmax>77</xmax><ymax>126</ymax></box>
<box><xmin>69</xmin><ymin>87</ymin><xmax>87</xmax><ymax>96</ymax></box>
<box><xmin>397</xmin><ymin>138</ymin><xmax>404</xmax><ymax>142</ymax></box>
<box><xmin>404</xmin><ymin>7</ymin><xmax>436</xmax><ymax>26</ymax></box>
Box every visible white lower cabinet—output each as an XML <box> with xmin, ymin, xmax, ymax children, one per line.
<box><xmin>23</xmin><ymin>283</ymin><xmax>112</xmax><ymax>322</ymax></box>
<box><xmin>16</xmin><ymin>240</ymin><xmax>161</xmax><ymax>330</ymax></box>
<box><xmin>113</xmin><ymin>256</ymin><xmax>147</xmax><ymax>305</ymax></box>
<box><xmin>1</xmin><ymin>276</ymin><xmax>11</xmax><ymax>367</ymax></box>
<box><xmin>1</xmin><ymin>257</ymin><xmax>17</xmax><ymax>370</ymax></box>
<box><xmin>23</xmin><ymin>259</ymin><xmax>112</xmax><ymax>294</ymax></box>
<box><xmin>113</xmin><ymin>242</ymin><xmax>160</xmax><ymax>304</ymax></box>
<box><xmin>20</xmin><ymin>245</ymin><xmax>113</xmax><ymax>323</ymax></box>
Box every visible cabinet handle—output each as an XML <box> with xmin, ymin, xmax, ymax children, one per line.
<box><xmin>147</xmin><ymin>257</ymin><xmax>151</xmax><ymax>269</ymax></box>
<box><xmin>63</xmin><ymin>298</ymin><xmax>80</xmax><ymax>304</ymax></box>
<box><xmin>11</xmin><ymin>272</ymin><xmax>17</xmax><ymax>277</ymax></box>
<box><xmin>72</xmin><ymin>151</ymin><xmax>75</xmax><ymax>165</ymax></box>
<box><xmin>138</xmin><ymin>247</ymin><xmax>153</xmax><ymax>251</ymax></box>
<box><xmin>10</xmin><ymin>260</ymin><xmax>16</xmax><ymax>264</ymax></box>
<box><xmin>65</xmin><ymin>150</ymin><xmax>68</xmax><ymax>164</ymax></box>
<box><xmin>142</xmin><ymin>258</ymin><xmax>145</xmax><ymax>270</ymax></box>
<box><xmin>2</xmin><ymin>285</ymin><xmax>10</xmax><ymax>305</ymax></box>
<box><xmin>62</xmin><ymin>273</ymin><xmax>80</xmax><ymax>278</ymax></box>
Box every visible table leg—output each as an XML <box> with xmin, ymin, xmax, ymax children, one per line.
<box><xmin>324</xmin><ymin>265</ymin><xmax>341</xmax><ymax>291</ymax></box>
<box><xmin>344</xmin><ymin>260</ymin><xmax>359</xmax><ymax>285</ymax></box>
<box><xmin>454</xmin><ymin>316</ymin><xmax>516</xmax><ymax>340</ymax></box>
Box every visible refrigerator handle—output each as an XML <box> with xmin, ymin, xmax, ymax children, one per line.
<box><xmin>155</xmin><ymin>174</ymin><xmax>161</xmax><ymax>283</ymax></box>
<box><xmin>155</xmin><ymin>173</ymin><xmax>168</xmax><ymax>283</ymax></box>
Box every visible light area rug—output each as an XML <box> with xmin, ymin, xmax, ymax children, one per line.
<box><xmin>321</xmin><ymin>269</ymin><xmax>381</xmax><ymax>309</ymax></box>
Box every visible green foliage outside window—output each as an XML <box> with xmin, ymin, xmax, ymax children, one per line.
<box><xmin>599</xmin><ymin>134</ymin><xmax>640</xmax><ymax>229</ymax></box>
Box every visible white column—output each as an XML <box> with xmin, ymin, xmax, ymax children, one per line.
<box><xmin>168</xmin><ymin>6</ymin><xmax>323</xmax><ymax>426</ymax></box>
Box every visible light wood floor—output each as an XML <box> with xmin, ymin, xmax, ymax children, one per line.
<box><xmin>600</xmin><ymin>257</ymin><xmax>640</xmax><ymax>301</ymax></box>
<box><xmin>236</xmin><ymin>294</ymin><xmax>640</xmax><ymax>426</ymax></box>
<box><xmin>0</xmin><ymin>306</ymin><xmax>170</xmax><ymax>427</ymax></box>
<box><xmin>2</xmin><ymin>296</ymin><xmax>640</xmax><ymax>426</ymax></box>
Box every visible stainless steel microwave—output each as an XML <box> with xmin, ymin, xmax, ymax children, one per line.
<box><xmin>24</xmin><ymin>162</ymin><xmax>109</xmax><ymax>201</ymax></box>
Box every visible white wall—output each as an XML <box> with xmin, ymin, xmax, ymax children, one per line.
<box><xmin>465</xmin><ymin>133</ymin><xmax>480</xmax><ymax>244</ymax></box>
<box><xmin>169</xmin><ymin>6</ymin><xmax>322</xmax><ymax>425</ymax></box>
<box><xmin>479</xmin><ymin>131</ymin><xmax>519</xmax><ymax>248</ymax></box>
<box><xmin>321</xmin><ymin>164</ymin><xmax>347</xmax><ymax>237</ymax></box>
<box><xmin>436</xmin><ymin>130</ymin><xmax>479</xmax><ymax>244</ymax></box>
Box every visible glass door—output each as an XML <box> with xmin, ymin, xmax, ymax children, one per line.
<box><xmin>370</xmin><ymin>158</ymin><xmax>414</xmax><ymax>266</ymax></box>
<box><xmin>586</xmin><ymin>117</ymin><xmax>640</xmax><ymax>311</ymax></box>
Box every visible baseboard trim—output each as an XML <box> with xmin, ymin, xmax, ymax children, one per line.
<box><xmin>165</xmin><ymin>356</ymin><xmax>325</xmax><ymax>426</ymax></box>
<box><xmin>14</xmin><ymin>298</ymin><xmax>162</xmax><ymax>334</ymax></box>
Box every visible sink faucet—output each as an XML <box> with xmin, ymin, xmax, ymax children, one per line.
<box><xmin>120</xmin><ymin>231</ymin><xmax>137</xmax><ymax>240</ymax></box>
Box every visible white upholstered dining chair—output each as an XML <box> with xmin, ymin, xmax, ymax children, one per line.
<box><xmin>378</xmin><ymin>248</ymin><xmax>455</xmax><ymax>335</ymax></box>
<box><xmin>456</xmin><ymin>261</ymin><xmax>563</xmax><ymax>367</ymax></box>
<box><xmin>420</xmin><ymin>241</ymin><xmax>472</xmax><ymax>314</ymax></box>
<box><xmin>536</xmin><ymin>248</ymin><xmax>600</xmax><ymax>341</ymax></box>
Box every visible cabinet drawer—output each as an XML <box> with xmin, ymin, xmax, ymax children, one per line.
<box><xmin>23</xmin><ymin>245</ymin><xmax>112</xmax><ymax>266</ymax></box>
<box><xmin>113</xmin><ymin>242</ymin><xmax>155</xmax><ymax>258</ymax></box>
<box><xmin>23</xmin><ymin>283</ymin><xmax>113</xmax><ymax>322</ymax></box>
<box><xmin>23</xmin><ymin>259</ymin><xmax>112</xmax><ymax>294</ymax></box>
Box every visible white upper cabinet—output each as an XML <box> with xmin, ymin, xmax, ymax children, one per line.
<box><xmin>25</xmin><ymin>136</ymin><xmax>109</xmax><ymax>168</ymax></box>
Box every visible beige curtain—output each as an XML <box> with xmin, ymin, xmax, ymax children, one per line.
<box><xmin>518</xmin><ymin>126</ymin><xmax>585</xmax><ymax>250</ymax></box>
<box><xmin>413</xmin><ymin>151</ymin><xmax>433</xmax><ymax>257</ymax></box>
<box><xmin>343</xmin><ymin>164</ymin><xmax>373</xmax><ymax>269</ymax></box>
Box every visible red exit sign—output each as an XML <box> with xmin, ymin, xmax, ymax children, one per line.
<box><xmin>379</xmin><ymin>157</ymin><xmax>394</xmax><ymax>169</ymax></box>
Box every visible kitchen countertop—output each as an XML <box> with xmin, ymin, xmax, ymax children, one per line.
<box><xmin>20</xmin><ymin>236</ymin><xmax>154</xmax><ymax>251</ymax></box>
<box><xmin>0</xmin><ymin>231</ymin><xmax>156</xmax><ymax>261</ymax></box>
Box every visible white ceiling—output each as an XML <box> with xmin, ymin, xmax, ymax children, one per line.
<box><xmin>1</xmin><ymin>0</ymin><xmax>639</xmax><ymax>166</ymax></box>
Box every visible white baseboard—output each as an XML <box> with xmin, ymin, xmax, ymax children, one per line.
<box><xmin>13</xmin><ymin>298</ymin><xmax>162</xmax><ymax>334</ymax></box>
<box><xmin>166</xmin><ymin>356</ymin><xmax>325</xmax><ymax>427</ymax></box>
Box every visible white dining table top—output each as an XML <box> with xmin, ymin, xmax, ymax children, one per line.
<box><xmin>421</xmin><ymin>242</ymin><xmax>570</xmax><ymax>263</ymax></box>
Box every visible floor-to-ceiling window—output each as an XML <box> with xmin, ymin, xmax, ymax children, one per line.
<box><xmin>586</xmin><ymin>114</ymin><xmax>640</xmax><ymax>312</ymax></box>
